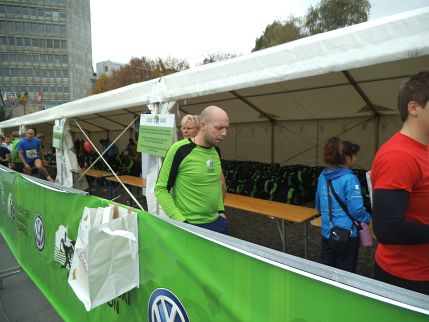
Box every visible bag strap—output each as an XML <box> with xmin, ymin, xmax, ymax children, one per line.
<box><xmin>327</xmin><ymin>180</ymin><xmax>360</xmax><ymax>229</ymax></box>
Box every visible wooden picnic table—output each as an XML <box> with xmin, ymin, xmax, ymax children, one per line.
<box><xmin>73</xmin><ymin>168</ymin><xmax>113</xmax><ymax>195</ymax></box>
<box><xmin>224</xmin><ymin>193</ymin><xmax>319</xmax><ymax>256</ymax></box>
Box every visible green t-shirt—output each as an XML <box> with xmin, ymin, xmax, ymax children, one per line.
<box><xmin>11</xmin><ymin>138</ymin><xmax>22</xmax><ymax>163</ymax></box>
<box><xmin>155</xmin><ymin>139</ymin><xmax>224</xmax><ymax>224</ymax></box>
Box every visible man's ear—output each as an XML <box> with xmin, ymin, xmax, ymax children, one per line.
<box><xmin>407</xmin><ymin>101</ymin><xmax>419</xmax><ymax>117</ymax></box>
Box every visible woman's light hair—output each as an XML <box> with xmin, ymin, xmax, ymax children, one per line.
<box><xmin>180</xmin><ymin>114</ymin><xmax>199</xmax><ymax>128</ymax></box>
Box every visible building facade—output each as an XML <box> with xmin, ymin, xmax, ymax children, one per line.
<box><xmin>96</xmin><ymin>60</ymin><xmax>123</xmax><ymax>77</ymax></box>
<box><xmin>0</xmin><ymin>0</ymin><xmax>93</xmax><ymax>113</ymax></box>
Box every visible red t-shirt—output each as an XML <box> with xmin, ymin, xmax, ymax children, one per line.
<box><xmin>371</xmin><ymin>132</ymin><xmax>429</xmax><ymax>281</ymax></box>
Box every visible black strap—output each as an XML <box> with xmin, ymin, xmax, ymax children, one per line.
<box><xmin>327</xmin><ymin>180</ymin><xmax>360</xmax><ymax>229</ymax></box>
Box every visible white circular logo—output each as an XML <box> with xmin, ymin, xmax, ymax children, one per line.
<box><xmin>148</xmin><ymin>288</ymin><xmax>189</xmax><ymax>322</ymax></box>
<box><xmin>34</xmin><ymin>215</ymin><xmax>45</xmax><ymax>251</ymax></box>
<box><xmin>206</xmin><ymin>159</ymin><xmax>214</xmax><ymax>169</ymax></box>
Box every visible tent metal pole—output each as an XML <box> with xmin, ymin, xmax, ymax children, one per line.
<box><xmin>74</xmin><ymin>120</ymin><xmax>145</xmax><ymax>211</ymax></box>
<box><xmin>375</xmin><ymin>115</ymin><xmax>380</xmax><ymax>151</ymax></box>
<box><xmin>271</xmin><ymin>120</ymin><xmax>275</xmax><ymax>164</ymax></box>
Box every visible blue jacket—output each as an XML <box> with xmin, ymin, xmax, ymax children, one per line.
<box><xmin>315</xmin><ymin>168</ymin><xmax>371</xmax><ymax>239</ymax></box>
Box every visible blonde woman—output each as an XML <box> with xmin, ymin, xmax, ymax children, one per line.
<box><xmin>180</xmin><ymin>114</ymin><xmax>199</xmax><ymax>139</ymax></box>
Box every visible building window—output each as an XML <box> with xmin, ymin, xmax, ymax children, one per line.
<box><xmin>8</xmin><ymin>36</ymin><xmax>15</xmax><ymax>46</ymax></box>
<box><xmin>15</xmin><ymin>21</ymin><xmax>23</xmax><ymax>32</ymax></box>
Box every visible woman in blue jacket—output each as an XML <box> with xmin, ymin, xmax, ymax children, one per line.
<box><xmin>315</xmin><ymin>137</ymin><xmax>371</xmax><ymax>273</ymax></box>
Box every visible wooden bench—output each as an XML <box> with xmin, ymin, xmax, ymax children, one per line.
<box><xmin>105</xmin><ymin>175</ymin><xmax>146</xmax><ymax>188</ymax></box>
<box><xmin>224</xmin><ymin>193</ymin><xmax>319</xmax><ymax>257</ymax></box>
<box><xmin>105</xmin><ymin>175</ymin><xmax>146</xmax><ymax>207</ymax></box>
<box><xmin>310</xmin><ymin>216</ymin><xmax>321</xmax><ymax>228</ymax></box>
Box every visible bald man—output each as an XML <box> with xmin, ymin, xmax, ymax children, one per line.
<box><xmin>155</xmin><ymin>106</ymin><xmax>229</xmax><ymax>234</ymax></box>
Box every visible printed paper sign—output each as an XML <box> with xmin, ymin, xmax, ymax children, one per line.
<box><xmin>52</xmin><ymin>124</ymin><xmax>63</xmax><ymax>149</ymax></box>
<box><xmin>137</xmin><ymin>114</ymin><xmax>175</xmax><ymax>157</ymax></box>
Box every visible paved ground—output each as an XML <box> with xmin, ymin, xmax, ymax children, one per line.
<box><xmin>0</xmin><ymin>234</ymin><xmax>62</xmax><ymax>322</ymax></box>
<box><xmin>227</xmin><ymin>206</ymin><xmax>376</xmax><ymax>278</ymax></box>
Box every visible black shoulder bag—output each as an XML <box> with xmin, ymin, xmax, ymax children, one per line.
<box><xmin>327</xmin><ymin>180</ymin><xmax>359</xmax><ymax>252</ymax></box>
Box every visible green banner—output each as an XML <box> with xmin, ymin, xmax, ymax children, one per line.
<box><xmin>0</xmin><ymin>169</ymin><xmax>428</xmax><ymax>321</ymax></box>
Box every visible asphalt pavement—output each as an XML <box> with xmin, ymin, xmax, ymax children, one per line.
<box><xmin>0</xmin><ymin>234</ymin><xmax>62</xmax><ymax>322</ymax></box>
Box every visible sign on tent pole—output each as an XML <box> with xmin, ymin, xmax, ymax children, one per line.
<box><xmin>137</xmin><ymin>114</ymin><xmax>175</xmax><ymax>157</ymax></box>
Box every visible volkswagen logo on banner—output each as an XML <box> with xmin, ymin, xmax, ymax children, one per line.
<box><xmin>148</xmin><ymin>288</ymin><xmax>189</xmax><ymax>322</ymax></box>
<box><xmin>34</xmin><ymin>215</ymin><xmax>45</xmax><ymax>251</ymax></box>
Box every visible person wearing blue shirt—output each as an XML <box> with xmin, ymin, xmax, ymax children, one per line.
<box><xmin>17</xmin><ymin>128</ymin><xmax>54</xmax><ymax>182</ymax></box>
<box><xmin>315</xmin><ymin>137</ymin><xmax>371</xmax><ymax>273</ymax></box>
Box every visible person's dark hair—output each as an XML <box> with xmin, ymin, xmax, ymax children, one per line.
<box><xmin>398</xmin><ymin>71</ymin><xmax>429</xmax><ymax>121</ymax></box>
<box><xmin>324</xmin><ymin>137</ymin><xmax>360</xmax><ymax>166</ymax></box>
<box><xmin>342</xmin><ymin>140</ymin><xmax>360</xmax><ymax>157</ymax></box>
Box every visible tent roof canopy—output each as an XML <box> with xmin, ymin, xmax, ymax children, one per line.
<box><xmin>1</xmin><ymin>7</ymin><xmax>428</xmax><ymax>132</ymax></box>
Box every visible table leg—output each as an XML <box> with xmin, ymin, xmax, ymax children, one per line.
<box><xmin>282</xmin><ymin>220</ymin><xmax>286</xmax><ymax>252</ymax></box>
<box><xmin>273</xmin><ymin>218</ymin><xmax>286</xmax><ymax>253</ymax></box>
<box><xmin>94</xmin><ymin>178</ymin><xmax>99</xmax><ymax>195</ymax></box>
<box><xmin>304</xmin><ymin>221</ymin><xmax>309</xmax><ymax>258</ymax></box>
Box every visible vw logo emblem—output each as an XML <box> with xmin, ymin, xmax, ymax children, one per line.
<box><xmin>148</xmin><ymin>288</ymin><xmax>189</xmax><ymax>322</ymax></box>
<box><xmin>34</xmin><ymin>215</ymin><xmax>45</xmax><ymax>251</ymax></box>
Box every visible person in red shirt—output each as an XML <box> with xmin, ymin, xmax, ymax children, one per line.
<box><xmin>371</xmin><ymin>71</ymin><xmax>429</xmax><ymax>295</ymax></box>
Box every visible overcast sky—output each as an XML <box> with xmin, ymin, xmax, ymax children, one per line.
<box><xmin>90</xmin><ymin>0</ymin><xmax>428</xmax><ymax>69</ymax></box>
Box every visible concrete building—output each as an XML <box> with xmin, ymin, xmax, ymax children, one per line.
<box><xmin>0</xmin><ymin>0</ymin><xmax>93</xmax><ymax>113</ymax></box>
<box><xmin>96</xmin><ymin>60</ymin><xmax>124</xmax><ymax>77</ymax></box>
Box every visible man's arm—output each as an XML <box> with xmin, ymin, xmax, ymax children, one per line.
<box><xmin>18</xmin><ymin>150</ymin><xmax>30</xmax><ymax>169</ymax></box>
<box><xmin>154</xmin><ymin>145</ymin><xmax>186</xmax><ymax>222</ymax></box>
<box><xmin>373</xmin><ymin>189</ymin><xmax>429</xmax><ymax>244</ymax></box>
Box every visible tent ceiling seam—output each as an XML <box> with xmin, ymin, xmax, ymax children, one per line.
<box><xmin>230</xmin><ymin>90</ymin><xmax>275</xmax><ymax>123</ymax></box>
<box><xmin>94</xmin><ymin>113</ymin><xmax>128</xmax><ymax>127</ymax></box>
<box><xmin>342</xmin><ymin>70</ymin><xmax>380</xmax><ymax>116</ymax></box>
<box><xmin>73</xmin><ymin>117</ymin><xmax>109</xmax><ymax>131</ymax></box>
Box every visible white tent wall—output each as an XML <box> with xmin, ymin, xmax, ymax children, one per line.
<box><xmin>220</xmin><ymin>114</ymin><xmax>401</xmax><ymax>170</ymax></box>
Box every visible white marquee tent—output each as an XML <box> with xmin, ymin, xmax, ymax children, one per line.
<box><xmin>1</xmin><ymin>7</ymin><xmax>429</xmax><ymax>171</ymax></box>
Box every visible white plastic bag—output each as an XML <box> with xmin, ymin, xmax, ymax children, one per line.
<box><xmin>68</xmin><ymin>204</ymin><xmax>139</xmax><ymax>311</ymax></box>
